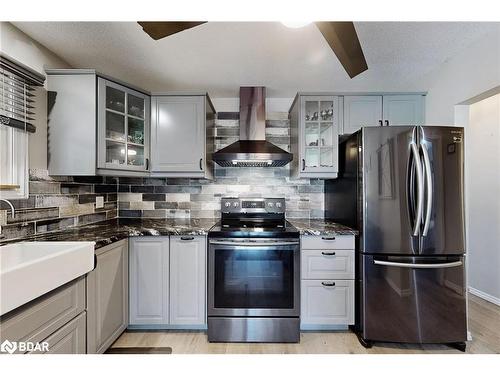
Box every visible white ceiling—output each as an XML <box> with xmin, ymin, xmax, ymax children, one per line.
<box><xmin>12</xmin><ymin>21</ymin><xmax>499</xmax><ymax>97</ymax></box>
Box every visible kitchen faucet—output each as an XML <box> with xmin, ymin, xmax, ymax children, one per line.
<box><xmin>0</xmin><ymin>198</ymin><xmax>15</xmax><ymax>239</ymax></box>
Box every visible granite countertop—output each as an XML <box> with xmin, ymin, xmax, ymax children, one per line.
<box><xmin>0</xmin><ymin>218</ymin><xmax>219</xmax><ymax>250</ymax></box>
<box><xmin>0</xmin><ymin>218</ymin><xmax>356</xmax><ymax>250</ymax></box>
<box><xmin>288</xmin><ymin>219</ymin><xmax>358</xmax><ymax>236</ymax></box>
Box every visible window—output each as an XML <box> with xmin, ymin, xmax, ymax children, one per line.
<box><xmin>0</xmin><ymin>54</ymin><xmax>44</xmax><ymax>199</ymax></box>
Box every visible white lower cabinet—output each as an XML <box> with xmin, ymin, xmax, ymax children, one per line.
<box><xmin>86</xmin><ymin>239</ymin><xmax>129</xmax><ymax>354</ymax></box>
<box><xmin>129</xmin><ymin>236</ymin><xmax>206</xmax><ymax>328</ymax></box>
<box><xmin>129</xmin><ymin>237</ymin><xmax>169</xmax><ymax>325</ymax></box>
<box><xmin>301</xmin><ymin>280</ymin><xmax>354</xmax><ymax>326</ymax></box>
<box><xmin>169</xmin><ymin>236</ymin><xmax>206</xmax><ymax>326</ymax></box>
<box><xmin>35</xmin><ymin>312</ymin><xmax>86</xmax><ymax>354</ymax></box>
<box><xmin>300</xmin><ymin>234</ymin><xmax>355</xmax><ymax>330</ymax></box>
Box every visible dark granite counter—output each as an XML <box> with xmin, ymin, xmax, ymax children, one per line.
<box><xmin>0</xmin><ymin>218</ymin><xmax>356</xmax><ymax>250</ymax></box>
<box><xmin>0</xmin><ymin>218</ymin><xmax>219</xmax><ymax>250</ymax></box>
<box><xmin>288</xmin><ymin>219</ymin><xmax>358</xmax><ymax>236</ymax></box>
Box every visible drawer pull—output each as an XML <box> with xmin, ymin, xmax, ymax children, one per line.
<box><xmin>321</xmin><ymin>251</ymin><xmax>336</xmax><ymax>256</ymax></box>
<box><xmin>180</xmin><ymin>236</ymin><xmax>195</xmax><ymax>241</ymax></box>
<box><xmin>321</xmin><ymin>281</ymin><xmax>336</xmax><ymax>287</ymax></box>
<box><xmin>321</xmin><ymin>236</ymin><xmax>336</xmax><ymax>241</ymax></box>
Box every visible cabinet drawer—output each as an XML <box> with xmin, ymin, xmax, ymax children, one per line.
<box><xmin>301</xmin><ymin>280</ymin><xmax>354</xmax><ymax>325</ymax></box>
<box><xmin>0</xmin><ymin>277</ymin><xmax>85</xmax><ymax>353</ymax></box>
<box><xmin>301</xmin><ymin>250</ymin><xmax>354</xmax><ymax>280</ymax></box>
<box><xmin>301</xmin><ymin>235</ymin><xmax>354</xmax><ymax>250</ymax></box>
<box><xmin>29</xmin><ymin>312</ymin><xmax>86</xmax><ymax>354</ymax></box>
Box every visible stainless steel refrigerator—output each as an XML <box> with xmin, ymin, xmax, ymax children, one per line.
<box><xmin>326</xmin><ymin>126</ymin><xmax>467</xmax><ymax>350</ymax></box>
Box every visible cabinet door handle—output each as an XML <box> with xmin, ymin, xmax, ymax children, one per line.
<box><xmin>199</xmin><ymin>158</ymin><xmax>203</xmax><ymax>170</ymax></box>
<box><xmin>302</xmin><ymin>159</ymin><xmax>305</xmax><ymax>171</ymax></box>
<box><xmin>385</xmin><ymin>120</ymin><xmax>389</xmax><ymax>126</ymax></box>
<box><xmin>321</xmin><ymin>236</ymin><xmax>336</xmax><ymax>241</ymax></box>
<box><xmin>321</xmin><ymin>251</ymin><xmax>336</xmax><ymax>256</ymax></box>
<box><xmin>93</xmin><ymin>255</ymin><xmax>98</xmax><ymax>271</ymax></box>
<box><xmin>145</xmin><ymin>158</ymin><xmax>149</xmax><ymax>171</ymax></box>
<box><xmin>321</xmin><ymin>281</ymin><xmax>336</xmax><ymax>287</ymax></box>
<box><xmin>181</xmin><ymin>236</ymin><xmax>195</xmax><ymax>241</ymax></box>
<box><xmin>379</xmin><ymin>120</ymin><xmax>383</xmax><ymax>126</ymax></box>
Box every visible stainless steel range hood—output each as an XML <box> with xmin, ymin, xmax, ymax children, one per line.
<box><xmin>212</xmin><ymin>87</ymin><xmax>293</xmax><ymax>167</ymax></box>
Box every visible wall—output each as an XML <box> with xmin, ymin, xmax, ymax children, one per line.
<box><xmin>118</xmin><ymin>114</ymin><xmax>324</xmax><ymax>219</ymax></box>
<box><xmin>212</xmin><ymin>97</ymin><xmax>294</xmax><ymax>113</ymax></box>
<box><xmin>0</xmin><ymin>169</ymin><xmax>118</xmax><ymax>240</ymax></box>
<box><xmin>0</xmin><ymin>22</ymin><xmax>71</xmax><ymax>170</ymax></box>
<box><xmin>424</xmin><ymin>25</ymin><xmax>500</xmax><ymax>125</ymax></box>
<box><xmin>466</xmin><ymin>94</ymin><xmax>500</xmax><ymax>303</ymax></box>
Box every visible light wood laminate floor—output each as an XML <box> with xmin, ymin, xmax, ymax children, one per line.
<box><xmin>112</xmin><ymin>294</ymin><xmax>500</xmax><ymax>354</ymax></box>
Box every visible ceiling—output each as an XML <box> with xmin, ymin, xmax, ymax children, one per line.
<box><xmin>12</xmin><ymin>21</ymin><xmax>498</xmax><ymax>97</ymax></box>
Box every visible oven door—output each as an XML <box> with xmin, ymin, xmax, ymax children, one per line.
<box><xmin>208</xmin><ymin>238</ymin><xmax>300</xmax><ymax>317</ymax></box>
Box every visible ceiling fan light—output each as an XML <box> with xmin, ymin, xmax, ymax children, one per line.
<box><xmin>281</xmin><ymin>21</ymin><xmax>311</xmax><ymax>29</ymax></box>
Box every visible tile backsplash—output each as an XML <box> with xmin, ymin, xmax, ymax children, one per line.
<box><xmin>1</xmin><ymin>112</ymin><xmax>325</xmax><ymax>240</ymax></box>
<box><xmin>117</xmin><ymin>114</ymin><xmax>324</xmax><ymax>219</ymax></box>
<box><xmin>0</xmin><ymin>169</ymin><xmax>118</xmax><ymax>240</ymax></box>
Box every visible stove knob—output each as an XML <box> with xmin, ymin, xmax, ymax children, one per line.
<box><xmin>267</xmin><ymin>202</ymin><xmax>274</xmax><ymax>208</ymax></box>
<box><xmin>224</xmin><ymin>202</ymin><xmax>231</xmax><ymax>207</ymax></box>
<box><xmin>276</xmin><ymin>202</ymin><xmax>282</xmax><ymax>208</ymax></box>
<box><xmin>233</xmin><ymin>202</ymin><xmax>239</xmax><ymax>208</ymax></box>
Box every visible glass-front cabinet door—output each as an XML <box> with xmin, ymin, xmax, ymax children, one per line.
<box><xmin>299</xmin><ymin>96</ymin><xmax>338</xmax><ymax>177</ymax></box>
<box><xmin>299</xmin><ymin>96</ymin><xmax>339</xmax><ymax>176</ymax></box>
<box><xmin>97</xmin><ymin>78</ymin><xmax>150</xmax><ymax>171</ymax></box>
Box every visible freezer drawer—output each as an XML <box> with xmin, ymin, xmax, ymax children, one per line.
<box><xmin>362</xmin><ymin>255</ymin><xmax>466</xmax><ymax>344</ymax></box>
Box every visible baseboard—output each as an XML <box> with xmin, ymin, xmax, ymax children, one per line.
<box><xmin>469</xmin><ymin>287</ymin><xmax>500</xmax><ymax>306</ymax></box>
<box><xmin>300</xmin><ymin>324</ymin><xmax>350</xmax><ymax>331</ymax></box>
<box><xmin>127</xmin><ymin>324</ymin><xmax>208</xmax><ymax>331</ymax></box>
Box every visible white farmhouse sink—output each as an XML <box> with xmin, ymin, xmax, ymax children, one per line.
<box><xmin>0</xmin><ymin>241</ymin><xmax>95</xmax><ymax>315</ymax></box>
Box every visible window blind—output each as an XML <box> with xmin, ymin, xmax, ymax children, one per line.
<box><xmin>0</xmin><ymin>54</ymin><xmax>45</xmax><ymax>133</ymax></box>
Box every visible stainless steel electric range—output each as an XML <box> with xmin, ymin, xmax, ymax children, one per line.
<box><xmin>207</xmin><ymin>197</ymin><xmax>300</xmax><ymax>343</ymax></box>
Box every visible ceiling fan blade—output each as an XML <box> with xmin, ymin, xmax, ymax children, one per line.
<box><xmin>315</xmin><ymin>22</ymin><xmax>368</xmax><ymax>78</ymax></box>
<box><xmin>138</xmin><ymin>21</ymin><xmax>206</xmax><ymax>40</ymax></box>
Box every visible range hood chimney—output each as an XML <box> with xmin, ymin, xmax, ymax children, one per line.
<box><xmin>212</xmin><ymin>87</ymin><xmax>293</xmax><ymax>167</ymax></box>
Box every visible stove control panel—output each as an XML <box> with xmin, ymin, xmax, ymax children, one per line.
<box><xmin>221</xmin><ymin>198</ymin><xmax>285</xmax><ymax>214</ymax></box>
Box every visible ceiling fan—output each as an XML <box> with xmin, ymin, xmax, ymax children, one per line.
<box><xmin>137</xmin><ymin>21</ymin><xmax>368</xmax><ymax>78</ymax></box>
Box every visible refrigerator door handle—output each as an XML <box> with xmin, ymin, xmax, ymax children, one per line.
<box><xmin>410</xmin><ymin>142</ymin><xmax>424</xmax><ymax>236</ymax></box>
<box><xmin>421</xmin><ymin>142</ymin><xmax>433</xmax><ymax>236</ymax></box>
<box><xmin>374</xmin><ymin>259</ymin><xmax>463</xmax><ymax>269</ymax></box>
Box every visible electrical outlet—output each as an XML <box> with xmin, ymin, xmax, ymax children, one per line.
<box><xmin>96</xmin><ymin>196</ymin><xmax>104</xmax><ymax>209</ymax></box>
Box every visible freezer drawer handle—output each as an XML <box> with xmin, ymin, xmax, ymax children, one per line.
<box><xmin>321</xmin><ymin>236</ymin><xmax>336</xmax><ymax>241</ymax></box>
<box><xmin>321</xmin><ymin>251</ymin><xmax>336</xmax><ymax>256</ymax></box>
<box><xmin>321</xmin><ymin>281</ymin><xmax>336</xmax><ymax>287</ymax></box>
<box><xmin>373</xmin><ymin>260</ymin><xmax>463</xmax><ymax>269</ymax></box>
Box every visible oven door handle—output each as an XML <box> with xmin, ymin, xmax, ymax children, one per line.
<box><xmin>209</xmin><ymin>240</ymin><xmax>300</xmax><ymax>246</ymax></box>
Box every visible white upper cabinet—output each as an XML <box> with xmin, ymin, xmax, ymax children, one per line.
<box><xmin>343</xmin><ymin>95</ymin><xmax>383</xmax><ymax>133</ymax></box>
<box><xmin>47</xmin><ymin>70</ymin><xmax>215</xmax><ymax>178</ymax></box>
<box><xmin>97</xmin><ymin>78</ymin><xmax>150</xmax><ymax>172</ymax></box>
<box><xmin>46</xmin><ymin>70</ymin><xmax>150</xmax><ymax>176</ymax></box>
<box><xmin>342</xmin><ymin>94</ymin><xmax>425</xmax><ymax>134</ymax></box>
<box><xmin>290</xmin><ymin>95</ymin><xmax>340</xmax><ymax>179</ymax></box>
<box><xmin>382</xmin><ymin>94</ymin><xmax>425</xmax><ymax>126</ymax></box>
<box><xmin>151</xmin><ymin>95</ymin><xmax>215</xmax><ymax>178</ymax></box>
